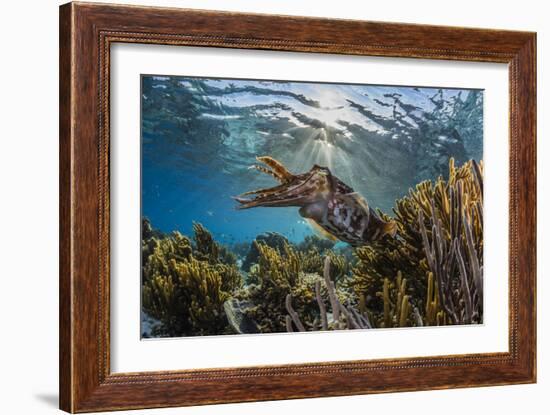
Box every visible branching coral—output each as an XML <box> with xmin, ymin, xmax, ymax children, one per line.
<box><xmin>192</xmin><ymin>222</ymin><xmax>237</xmax><ymax>266</ymax></box>
<box><xmin>141</xmin><ymin>220</ymin><xmax>243</xmax><ymax>336</ymax></box>
<box><xmin>422</xmin><ymin>272</ymin><xmax>447</xmax><ymax>326</ymax></box>
<box><xmin>242</xmin><ymin>232</ymin><xmax>288</xmax><ymax>271</ymax></box>
<box><xmin>376</xmin><ymin>272</ymin><xmax>411</xmax><ymax>328</ymax></box>
<box><xmin>286</xmin><ymin>256</ymin><xmax>373</xmax><ymax>331</ymax></box>
<box><xmin>241</xmin><ymin>242</ymin><xmax>317</xmax><ymax>332</ymax></box>
<box><xmin>296</xmin><ymin>248</ymin><xmax>350</xmax><ymax>282</ymax></box>
<box><xmin>418</xmin><ymin>158</ymin><xmax>483</xmax><ymax>324</ymax></box>
<box><xmin>350</xmin><ymin>158</ymin><xmax>483</xmax><ymax>326</ymax></box>
<box><xmin>296</xmin><ymin>235</ymin><xmax>335</xmax><ymax>253</ymax></box>
<box><xmin>239</xmin><ymin>242</ymin><xmax>351</xmax><ymax>333</ymax></box>
<box><xmin>286</xmin><ymin>256</ymin><xmax>432</xmax><ymax>331</ymax></box>
<box><xmin>295</xmin><ymin>236</ymin><xmax>354</xmax><ymax>282</ymax></box>
<box><xmin>244</xmin><ymin>233</ymin><xmax>351</xmax><ymax>283</ymax></box>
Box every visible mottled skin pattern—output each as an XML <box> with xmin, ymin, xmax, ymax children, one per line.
<box><xmin>234</xmin><ymin>156</ymin><xmax>396</xmax><ymax>247</ymax></box>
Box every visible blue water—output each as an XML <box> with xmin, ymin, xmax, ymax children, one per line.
<box><xmin>141</xmin><ymin>75</ymin><xmax>483</xmax><ymax>245</ymax></box>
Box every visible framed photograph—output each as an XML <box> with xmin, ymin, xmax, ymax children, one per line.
<box><xmin>59</xmin><ymin>2</ymin><xmax>536</xmax><ymax>412</ymax></box>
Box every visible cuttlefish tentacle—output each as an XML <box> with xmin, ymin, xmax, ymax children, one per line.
<box><xmin>235</xmin><ymin>157</ymin><xmax>298</xmax><ymax>202</ymax></box>
<box><xmin>237</xmin><ymin>182</ymin><xmax>290</xmax><ymax>199</ymax></box>
<box><xmin>249</xmin><ymin>164</ymin><xmax>281</xmax><ymax>182</ymax></box>
<box><xmin>234</xmin><ymin>156</ymin><xmax>397</xmax><ymax>247</ymax></box>
<box><xmin>255</xmin><ymin>156</ymin><xmax>294</xmax><ymax>183</ymax></box>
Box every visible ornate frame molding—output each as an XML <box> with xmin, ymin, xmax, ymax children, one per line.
<box><xmin>60</xmin><ymin>2</ymin><xmax>536</xmax><ymax>412</ymax></box>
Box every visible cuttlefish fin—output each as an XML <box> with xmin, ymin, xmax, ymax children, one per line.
<box><xmin>306</xmin><ymin>219</ymin><xmax>339</xmax><ymax>241</ymax></box>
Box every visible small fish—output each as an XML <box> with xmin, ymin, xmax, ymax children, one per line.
<box><xmin>233</xmin><ymin>156</ymin><xmax>397</xmax><ymax>247</ymax></box>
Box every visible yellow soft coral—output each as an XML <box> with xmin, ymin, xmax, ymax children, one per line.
<box><xmin>141</xmin><ymin>221</ymin><xmax>242</xmax><ymax>336</ymax></box>
<box><xmin>350</xmin><ymin>158</ymin><xmax>483</xmax><ymax>326</ymax></box>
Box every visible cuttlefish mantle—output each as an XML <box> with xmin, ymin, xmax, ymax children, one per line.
<box><xmin>233</xmin><ymin>156</ymin><xmax>397</xmax><ymax>247</ymax></box>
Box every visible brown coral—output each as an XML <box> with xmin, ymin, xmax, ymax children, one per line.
<box><xmin>350</xmin><ymin>158</ymin><xmax>483</xmax><ymax>326</ymax></box>
<box><xmin>286</xmin><ymin>256</ymin><xmax>373</xmax><ymax>331</ymax></box>
<box><xmin>240</xmin><ymin>242</ymin><xmax>351</xmax><ymax>333</ymax></box>
<box><xmin>418</xmin><ymin>159</ymin><xmax>483</xmax><ymax>324</ymax></box>
<box><xmin>192</xmin><ymin>222</ymin><xmax>237</xmax><ymax>266</ymax></box>
<box><xmin>141</xmin><ymin>221</ymin><xmax>242</xmax><ymax>336</ymax></box>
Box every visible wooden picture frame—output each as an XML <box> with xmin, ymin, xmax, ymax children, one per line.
<box><xmin>59</xmin><ymin>2</ymin><xmax>536</xmax><ymax>412</ymax></box>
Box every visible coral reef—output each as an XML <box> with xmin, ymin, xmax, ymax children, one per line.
<box><xmin>417</xmin><ymin>159</ymin><xmax>483</xmax><ymax>324</ymax></box>
<box><xmin>286</xmin><ymin>256</ymin><xmax>426</xmax><ymax>331</ymax></box>
<box><xmin>300</xmin><ymin>249</ymin><xmax>351</xmax><ymax>283</ymax></box>
<box><xmin>286</xmin><ymin>256</ymin><xmax>373</xmax><ymax>331</ymax></box>
<box><xmin>296</xmin><ymin>235</ymin><xmax>336</xmax><ymax>253</ymax></box>
<box><xmin>376</xmin><ymin>273</ymin><xmax>411</xmax><ymax>328</ymax></box>
<box><xmin>141</xmin><ymin>220</ymin><xmax>242</xmax><ymax>336</ymax></box>
<box><xmin>242</xmin><ymin>232</ymin><xmax>289</xmax><ymax>271</ymax></box>
<box><xmin>141</xmin><ymin>158</ymin><xmax>483</xmax><ymax>336</ymax></box>
<box><xmin>192</xmin><ymin>222</ymin><xmax>237</xmax><ymax>266</ymax></box>
<box><xmin>230</xmin><ymin>241</ymin><xmax>250</xmax><ymax>259</ymax></box>
<box><xmin>238</xmin><ymin>242</ymin><xmax>351</xmax><ymax>333</ymax></box>
<box><xmin>349</xmin><ymin>158</ymin><xmax>483</xmax><ymax>326</ymax></box>
<box><xmin>421</xmin><ymin>272</ymin><xmax>447</xmax><ymax>326</ymax></box>
<box><xmin>294</xmin><ymin>235</ymin><xmax>353</xmax><ymax>282</ymax></box>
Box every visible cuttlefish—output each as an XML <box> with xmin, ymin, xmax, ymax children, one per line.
<box><xmin>233</xmin><ymin>156</ymin><xmax>397</xmax><ymax>247</ymax></box>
